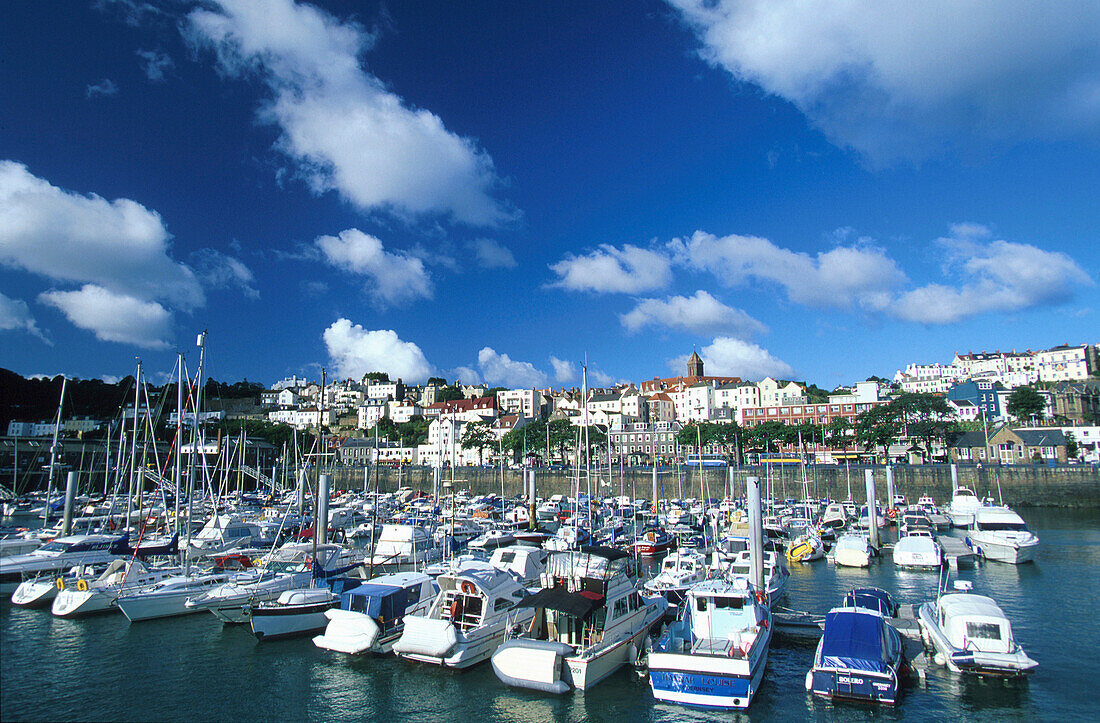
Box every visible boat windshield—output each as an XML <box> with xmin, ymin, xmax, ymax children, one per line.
<box><xmin>36</xmin><ymin>541</ymin><xmax>72</xmax><ymax>553</ymax></box>
<box><xmin>266</xmin><ymin>560</ymin><xmax>309</xmax><ymax>574</ymax></box>
<box><xmin>977</xmin><ymin>521</ymin><xmax>1028</xmax><ymax>532</ymax></box>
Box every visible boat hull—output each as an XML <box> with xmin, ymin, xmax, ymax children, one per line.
<box><xmin>251</xmin><ymin>602</ymin><xmax>335</xmax><ymax>640</ymax></box>
<box><xmin>649</xmin><ymin>645</ymin><xmax>769</xmax><ymax>710</ymax></box>
<box><xmin>810</xmin><ymin>667</ymin><xmax>898</xmax><ymax>705</ymax></box>
<box><xmin>969</xmin><ymin>536</ymin><xmax>1038</xmax><ymax>564</ymax></box>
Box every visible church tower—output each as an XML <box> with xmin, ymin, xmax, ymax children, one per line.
<box><xmin>687</xmin><ymin>350</ymin><xmax>704</xmax><ymax>378</ymax></box>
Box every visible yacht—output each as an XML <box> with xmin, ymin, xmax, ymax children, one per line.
<box><xmin>184</xmin><ymin>543</ymin><xmax>361</xmax><ymax>623</ymax></box>
<box><xmin>312</xmin><ymin>573</ymin><xmax>438</xmax><ymax>654</ymax></box>
<box><xmin>468</xmin><ymin>529</ymin><xmax>516</xmax><ymax>550</ymax></box>
<box><xmin>488</xmin><ymin>545</ymin><xmax>547</xmax><ymax>585</ymax></box>
<box><xmin>492</xmin><ymin>547</ymin><xmax>667</xmax><ymax>693</ymax></box>
<box><xmin>945</xmin><ymin>487</ymin><xmax>983</xmax><ymax>528</ymax></box>
<box><xmin>644</xmin><ymin>550</ymin><xmax>708</xmax><ymax>606</ymax></box>
<box><xmin>0</xmin><ymin>534</ymin><xmax>128</xmax><ymax>594</ymax></box>
<box><xmin>52</xmin><ymin>559</ymin><xmax>178</xmax><ymax>617</ymax></box>
<box><xmin>893</xmin><ymin>531</ymin><xmax>942</xmax><ymax>569</ymax></box>
<box><xmin>251</xmin><ymin>578</ymin><xmax>365</xmax><ymax>641</ymax></box>
<box><xmin>808</xmin><ymin>596</ymin><xmax>905</xmax><ymax>705</ymax></box>
<box><xmin>648</xmin><ymin>577</ymin><xmax>771</xmax><ymax>710</ymax></box>
<box><xmin>917</xmin><ymin>580</ymin><xmax>1037</xmax><ymax>676</ymax></box>
<box><xmin>967</xmin><ymin>507</ymin><xmax>1040</xmax><ymax>564</ymax></box>
<box><xmin>394</xmin><ymin>561</ymin><xmax>533</xmax><ymax>669</ymax></box>
<box><xmin>116</xmin><ymin>569</ymin><xmax>231</xmax><ymax>622</ymax></box>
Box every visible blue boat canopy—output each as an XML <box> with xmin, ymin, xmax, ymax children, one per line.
<box><xmin>842</xmin><ymin>588</ymin><xmax>896</xmax><ymax>617</ymax></box>
<box><xmin>341</xmin><ymin>583</ymin><xmax>408</xmax><ymax>620</ymax></box>
<box><xmin>820</xmin><ymin>610</ymin><xmax>889</xmax><ymax>673</ymax></box>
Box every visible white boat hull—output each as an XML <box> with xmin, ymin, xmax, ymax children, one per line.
<box><xmin>969</xmin><ymin>536</ymin><xmax>1039</xmax><ymax>564</ymax></box>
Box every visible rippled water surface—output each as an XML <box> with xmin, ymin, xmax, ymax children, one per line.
<box><xmin>2</xmin><ymin>508</ymin><xmax>1097</xmax><ymax>721</ymax></box>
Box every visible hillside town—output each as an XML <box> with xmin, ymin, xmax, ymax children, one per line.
<box><xmin>5</xmin><ymin>343</ymin><xmax>1098</xmax><ymax>470</ymax></box>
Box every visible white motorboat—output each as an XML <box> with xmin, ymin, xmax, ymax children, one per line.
<box><xmin>394</xmin><ymin>561</ymin><xmax>534</xmax><ymax>669</ymax></box>
<box><xmin>492</xmin><ymin>547</ymin><xmax>667</xmax><ymax>693</ymax></box>
<box><xmin>488</xmin><ymin>545</ymin><xmax>547</xmax><ymax>585</ymax></box>
<box><xmin>819</xmin><ymin>502</ymin><xmax>848</xmax><ymax>533</ymax></box>
<box><xmin>0</xmin><ymin>534</ymin><xmax>128</xmax><ymax>594</ymax></box>
<box><xmin>0</xmin><ymin>535</ymin><xmax>43</xmax><ymax>559</ymax></box>
<box><xmin>832</xmin><ymin>533</ymin><xmax>873</xmax><ymax>568</ymax></box>
<box><xmin>468</xmin><ymin>529</ymin><xmax>516</xmax><ymax>550</ymax></box>
<box><xmin>915</xmin><ymin>495</ymin><xmax>951</xmax><ymax>530</ymax></box>
<box><xmin>313</xmin><ymin>573</ymin><xmax>438</xmax><ymax>654</ymax></box>
<box><xmin>644</xmin><ymin>550</ymin><xmax>708</xmax><ymax>606</ymax></box>
<box><xmin>893</xmin><ymin>531</ymin><xmax>942</xmax><ymax>569</ymax></box>
<box><xmin>917</xmin><ymin>580</ymin><xmax>1037</xmax><ymax>676</ymax></box>
<box><xmin>252</xmin><ymin>585</ymin><xmax>347</xmax><ymax>641</ymax></box>
<box><xmin>648</xmin><ymin>577</ymin><xmax>771</xmax><ymax>709</ymax></box>
<box><xmin>52</xmin><ymin>559</ymin><xmax>178</xmax><ymax>617</ymax></box>
<box><xmin>369</xmin><ymin>524</ymin><xmax>440</xmax><ymax>568</ymax></box>
<box><xmin>945</xmin><ymin>487</ymin><xmax>982</xmax><ymax>528</ymax></box>
<box><xmin>967</xmin><ymin>507</ymin><xmax>1040</xmax><ymax>564</ymax></box>
<box><xmin>185</xmin><ymin>543</ymin><xmax>361</xmax><ymax>623</ymax></box>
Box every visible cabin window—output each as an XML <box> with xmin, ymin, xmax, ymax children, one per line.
<box><xmin>713</xmin><ymin>597</ymin><xmax>744</xmax><ymax>610</ymax></box>
<box><xmin>498</xmin><ymin>552</ymin><xmax>515</xmax><ymax>563</ymax></box>
<box><xmin>494</xmin><ymin>598</ymin><xmax>513</xmax><ymax>612</ymax></box>
<box><xmin>349</xmin><ymin>596</ymin><xmax>367</xmax><ymax>613</ymax></box>
<box><xmin>966</xmin><ymin>622</ymin><xmax>1003</xmax><ymax>640</ymax></box>
<box><xmin>614</xmin><ymin>598</ymin><xmax>627</xmax><ymax>619</ymax></box>
<box><xmin>696</xmin><ymin>597</ymin><xmax>708</xmax><ymax>612</ymax></box>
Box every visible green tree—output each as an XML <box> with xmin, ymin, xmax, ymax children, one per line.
<box><xmin>826</xmin><ymin>417</ymin><xmax>854</xmax><ymax>452</ymax></box>
<box><xmin>460</xmin><ymin>421</ymin><xmax>496</xmax><ymax>465</ymax></box>
<box><xmin>1007</xmin><ymin>386</ymin><xmax>1046</xmax><ymax>425</ymax></box>
<box><xmin>749</xmin><ymin>420</ymin><xmax>789</xmax><ymax>455</ymax></box>
<box><xmin>362</xmin><ymin>372</ymin><xmax>390</xmax><ymax>383</ymax></box>
<box><xmin>888</xmin><ymin>392</ymin><xmax>957</xmax><ymax>462</ymax></box>
<box><xmin>854</xmin><ymin>405</ymin><xmax>902</xmax><ymax>462</ymax></box>
<box><xmin>426</xmin><ymin>377</ymin><xmax>448</xmax><ymax>386</ymax></box>
<box><xmin>435</xmin><ymin>385</ymin><xmax>464</xmax><ymax>403</ymax></box>
<box><xmin>394</xmin><ymin>416</ymin><xmax>431</xmax><ymax>446</ymax></box>
<box><xmin>1065</xmin><ymin>431</ymin><xmax>1079</xmax><ymax>460</ymax></box>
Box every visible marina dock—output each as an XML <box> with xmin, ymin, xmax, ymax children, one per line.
<box><xmin>938</xmin><ymin>536</ymin><xmax>979</xmax><ymax>568</ymax></box>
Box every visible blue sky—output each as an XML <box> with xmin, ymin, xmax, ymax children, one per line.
<box><xmin>1</xmin><ymin>0</ymin><xmax>1097</xmax><ymax>390</ymax></box>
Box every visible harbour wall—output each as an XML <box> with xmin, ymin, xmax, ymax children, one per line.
<box><xmin>324</xmin><ymin>464</ymin><xmax>1100</xmax><ymax>508</ymax></box>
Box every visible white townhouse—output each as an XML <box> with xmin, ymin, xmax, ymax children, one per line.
<box><xmin>671</xmin><ymin>382</ymin><xmax>713</xmax><ymax>423</ymax></box>
<box><xmin>757</xmin><ymin>378</ymin><xmax>806</xmax><ymax>407</ymax></box>
<box><xmin>1036</xmin><ymin>344</ymin><xmax>1097</xmax><ymax>382</ymax></box>
<box><xmin>497</xmin><ymin>388</ymin><xmax>542</xmax><ymax>419</ymax></box>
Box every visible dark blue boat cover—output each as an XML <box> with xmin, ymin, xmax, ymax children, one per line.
<box><xmin>819</xmin><ymin>610</ymin><xmax>888</xmax><ymax>673</ymax></box>
<box><xmin>842</xmin><ymin>588</ymin><xmax>896</xmax><ymax>617</ymax></box>
<box><xmin>341</xmin><ymin>583</ymin><xmax>406</xmax><ymax>619</ymax></box>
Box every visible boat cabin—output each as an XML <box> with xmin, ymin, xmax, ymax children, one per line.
<box><xmin>435</xmin><ymin>563</ymin><xmax>527</xmax><ymax>633</ymax></box>
<box><xmin>683</xmin><ymin>579</ymin><xmax>764</xmax><ymax>658</ymax></box>
<box><xmin>339</xmin><ymin>574</ymin><xmax>436</xmax><ymax>636</ymax></box>
<box><xmin>936</xmin><ymin>593</ymin><xmax>1016</xmax><ymax>655</ymax></box>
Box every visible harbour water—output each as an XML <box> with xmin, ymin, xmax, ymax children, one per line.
<box><xmin>2</xmin><ymin>508</ymin><xmax>1097</xmax><ymax>721</ymax></box>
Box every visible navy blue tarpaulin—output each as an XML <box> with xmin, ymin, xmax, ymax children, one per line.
<box><xmin>819</xmin><ymin>610</ymin><xmax>888</xmax><ymax>673</ymax></box>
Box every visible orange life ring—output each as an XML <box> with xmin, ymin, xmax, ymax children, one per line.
<box><xmin>887</xmin><ymin>508</ymin><xmax>898</xmax><ymax>520</ymax></box>
<box><xmin>449</xmin><ymin>600</ymin><xmax>460</xmax><ymax>618</ymax></box>
<box><xmin>460</xmin><ymin>580</ymin><xmax>476</xmax><ymax>595</ymax></box>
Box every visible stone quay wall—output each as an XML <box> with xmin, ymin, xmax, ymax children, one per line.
<box><xmin>321</xmin><ymin>464</ymin><xmax>1100</xmax><ymax>508</ymax></box>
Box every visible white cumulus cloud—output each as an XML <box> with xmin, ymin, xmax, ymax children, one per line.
<box><xmin>0</xmin><ymin>160</ymin><xmax>203</xmax><ymax>309</ymax></box>
<box><xmin>471</xmin><ymin>238</ymin><xmax>517</xmax><ymax>269</ymax></box>
<box><xmin>0</xmin><ymin>291</ymin><xmax>48</xmax><ymax>343</ymax></box>
<box><xmin>668</xmin><ymin>0</ymin><xmax>1100</xmax><ymax>163</ymax></box>
<box><xmin>323</xmin><ymin>318</ymin><xmax>434</xmax><ymax>382</ymax></box>
<box><xmin>315</xmin><ymin>228</ymin><xmax>432</xmax><ymax>306</ymax></box>
<box><xmin>39</xmin><ymin>284</ymin><xmax>172</xmax><ymax>349</ymax></box>
<box><xmin>188</xmin><ymin>0</ymin><xmax>512</xmax><ymax>225</ymax></box>
<box><xmin>477</xmin><ymin>347</ymin><xmax>548</xmax><ymax>388</ymax></box>
<box><xmin>675</xmin><ymin>231</ymin><xmax>904</xmax><ymax>311</ymax></box>
<box><xmin>891</xmin><ymin>224</ymin><xmax>1094</xmax><ymax>324</ymax></box>
<box><xmin>549</xmin><ymin>244</ymin><xmax>672</xmax><ymax>294</ymax></box>
<box><xmin>621</xmin><ymin>289</ymin><xmax>767</xmax><ymax>337</ymax></box>
<box><xmin>671</xmin><ymin>337</ymin><xmax>794</xmax><ymax>381</ymax></box>
<box><xmin>549</xmin><ymin>356</ymin><xmax>577</xmax><ymax>384</ymax></box>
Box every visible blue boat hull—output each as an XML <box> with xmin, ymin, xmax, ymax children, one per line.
<box><xmin>810</xmin><ymin>668</ymin><xmax>899</xmax><ymax>706</ymax></box>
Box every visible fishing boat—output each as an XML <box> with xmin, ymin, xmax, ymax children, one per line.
<box><xmin>0</xmin><ymin>534</ymin><xmax>129</xmax><ymax>594</ymax></box>
<box><xmin>632</xmin><ymin>527</ymin><xmax>674</xmax><ymax>557</ymax></box>
<box><xmin>966</xmin><ymin>507</ymin><xmax>1039</xmax><ymax>564</ymax></box>
<box><xmin>807</xmin><ymin>599</ymin><xmax>905</xmax><ymax>705</ymax></box>
<box><xmin>492</xmin><ymin>547</ymin><xmax>667</xmax><ymax>693</ymax></box>
<box><xmin>394</xmin><ymin>561</ymin><xmax>534</xmax><ymax>669</ymax></box>
<box><xmin>312</xmin><ymin>573</ymin><xmax>438</xmax><ymax>654</ymax></box>
<box><xmin>51</xmin><ymin>559</ymin><xmax>178</xmax><ymax>617</ymax></box>
<box><xmin>648</xmin><ymin>577</ymin><xmax>771</xmax><ymax>710</ymax></box>
<box><xmin>643</xmin><ymin>550</ymin><xmax>708</xmax><ymax>606</ymax></box>
<box><xmin>917</xmin><ymin>580</ymin><xmax>1037</xmax><ymax>676</ymax></box>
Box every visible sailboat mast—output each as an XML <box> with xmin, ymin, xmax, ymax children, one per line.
<box><xmin>174</xmin><ymin>353</ymin><xmax>183</xmax><ymax>535</ymax></box>
<box><xmin>43</xmin><ymin>376</ymin><xmax>67</xmax><ymax>528</ymax></box>
<box><xmin>127</xmin><ymin>361</ymin><xmax>142</xmax><ymax>534</ymax></box>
